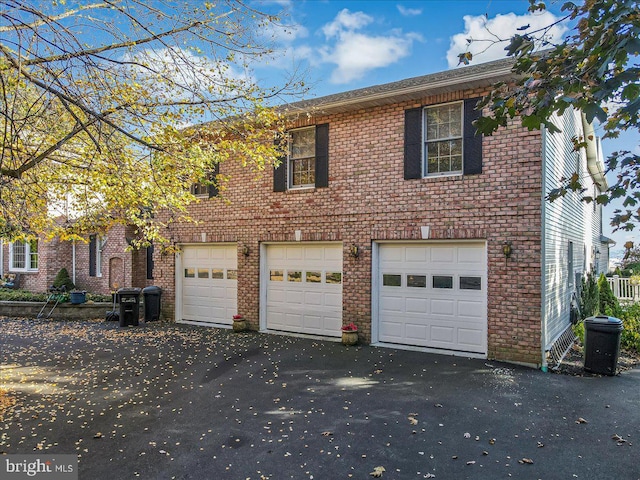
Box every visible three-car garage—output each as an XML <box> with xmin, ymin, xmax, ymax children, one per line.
<box><xmin>176</xmin><ymin>241</ymin><xmax>487</xmax><ymax>356</ymax></box>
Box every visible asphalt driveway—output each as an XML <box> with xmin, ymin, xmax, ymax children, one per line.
<box><xmin>1</xmin><ymin>318</ymin><xmax>639</xmax><ymax>479</ymax></box>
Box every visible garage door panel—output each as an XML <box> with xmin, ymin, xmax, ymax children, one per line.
<box><xmin>405</xmin><ymin>323</ymin><xmax>428</xmax><ymax>340</ymax></box>
<box><xmin>431</xmin><ymin>325</ymin><xmax>454</xmax><ymax>343</ymax></box>
<box><xmin>458</xmin><ymin>300</ymin><xmax>484</xmax><ymax>318</ymax></box>
<box><xmin>458</xmin><ymin>328</ymin><xmax>484</xmax><ymax>347</ymax></box>
<box><xmin>431</xmin><ymin>299</ymin><xmax>455</xmax><ymax>316</ymax></box>
<box><xmin>430</xmin><ymin>247</ymin><xmax>455</xmax><ymax>263</ymax></box>
<box><xmin>265</xmin><ymin>244</ymin><xmax>342</xmax><ymax>337</ymax></box>
<box><xmin>405</xmin><ymin>297</ymin><xmax>428</xmax><ymax>314</ymax></box>
<box><xmin>304</xmin><ymin>291</ymin><xmax>323</xmax><ymax>305</ymax></box>
<box><xmin>380</xmin><ymin>295</ymin><xmax>404</xmax><ymax>312</ymax></box>
<box><xmin>377</xmin><ymin>243</ymin><xmax>487</xmax><ymax>355</ymax></box>
<box><xmin>324</xmin><ymin>291</ymin><xmax>342</xmax><ymax>308</ymax></box>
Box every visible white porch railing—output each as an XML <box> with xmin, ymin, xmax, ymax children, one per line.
<box><xmin>607</xmin><ymin>276</ymin><xmax>640</xmax><ymax>303</ymax></box>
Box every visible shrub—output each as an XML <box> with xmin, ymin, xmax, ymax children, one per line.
<box><xmin>579</xmin><ymin>273</ymin><xmax>599</xmax><ymax>319</ymax></box>
<box><xmin>0</xmin><ymin>289</ymin><xmax>50</xmax><ymax>302</ymax></box>
<box><xmin>52</xmin><ymin>268</ymin><xmax>75</xmax><ymax>292</ymax></box>
<box><xmin>598</xmin><ymin>273</ymin><xmax>623</xmax><ymax>318</ymax></box>
<box><xmin>572</xmin><ymin>320</ymin><xmax>585</xmax><ymax>344</ymax></box>
<box><xmin>620</xmin><ymin>303</ymin><xmax>640</xmax><ymax>353</ymax></box>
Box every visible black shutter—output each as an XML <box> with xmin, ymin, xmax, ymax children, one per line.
<box><xmin>89</xmin><ymin>235</ymin><xmax>96</xmax><ymax>277</ymax></box>
<box><xmin>208</xmin><ymin>163</ymin><xmax>220</xmax><ymax>198</ymax></box>
<box><xmin>315</xmin><ymin>124</ymin><xmax>329</xmax><ymax>188</ymax></box>
<box><xmin>463</xmin><ymin>98</ymin><xmax>483</xmax><ymax>175</ymax></box>
<box><xmin>404</xmin><ymin>108</ymin><xmax>423</xmax><ymax>179</ymax></box>
<box><xmin>146</xmin><ymin>243</ymin><xmax>154</xmax><ymax>280</ymax></box>
<box><xmin>273</xmin><ymin>134</ymin><xmax>287</xmax><ymax>192</ymax></box>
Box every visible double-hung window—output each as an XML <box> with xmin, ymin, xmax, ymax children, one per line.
<box><xmin>404</xmin><ymin>98</ymin><xmax>482</xmax><ymax>179</ymax></box>
<box><xmin>289</xmin><ymin>127</ymin><xmax>316</xmax><ymax>188</ymax></box>
<box><xmin>424</xmin><ymin>102</ymin><xmax>463</xmax><ymax>175</ymax></box>
<box><xmin>273</xmin><ymin>124</ymin><xmax>329</xmax><ymax>192</ymax></box>
<box><xmin>89</xmin><ymin>235</ymin><xmax>106</xmax><ymax>277</ymax></box>
<box><xmin>10</xmin><ymin>239</ymin><xmax>38</xmax><ymax>271</ymax></box>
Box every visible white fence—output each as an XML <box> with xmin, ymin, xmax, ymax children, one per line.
<box><xmin>607</xmin><ymin>276</ymin><xmax>640</xmax><ymax>303</ymax></box>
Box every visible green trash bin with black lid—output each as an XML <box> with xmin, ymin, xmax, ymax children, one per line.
<box><xmin>584</xmin><ymin>316</ymin><xmax>623</xmax><ymax>375</ymax></box>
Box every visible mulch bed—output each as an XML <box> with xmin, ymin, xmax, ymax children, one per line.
<box><xmin>552</xmin><ymin>341</ymin><xmax>640</xmax><ymax>376</ymax></box>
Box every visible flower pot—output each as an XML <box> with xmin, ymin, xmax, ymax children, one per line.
<box><xmin>341</xmin><ymin>331</ymin><xmax>358</xmax><ymax>346</ymax></box>
<box><xmin>233</xmin><ymin>319</ymin><xmax>247</xmax><ymax>332</ymax></box>
<box><xmin>70</xmin><ymin>291</ymin><xmax>86</xmax><ymax>304</ymax></box>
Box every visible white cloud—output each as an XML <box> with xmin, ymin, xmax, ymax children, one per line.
<box><xmin>322</xmin><ymin>31</ymin><xmax>420</xmax><ymax>83</ymax></box>
<box><xmin>397</xmin><ymin>5</ymin><xmax>422</xmax><ymax>17</ymax></box>
<box><xmin>319</xmin><ymin>9</ymin><xmax>422</xmax><ymax>83</ymax></box>
<box><xmin>322</xmin><ymin>9</ymin><xmax>373</xmax><ymax>38</ymax></box>
<box><xmin>446</xmin><ymin>11</ymin><xmax>567</xmax><ymax>68</ymax></box>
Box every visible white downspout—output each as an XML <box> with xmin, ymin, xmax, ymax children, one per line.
<box><xmin>1</xmin><ymin>240</ymin><xmax>4</xmax><ymax>276</ymax></box>
<box><xmin>72</xmin><ymin>240</ymin><xmax>76</xmax><ymax>285</ymax></box>
<box><xmin>540</xmin><ymin>126</ymin><xmax>548</xmax><ymax>373</ymax></box>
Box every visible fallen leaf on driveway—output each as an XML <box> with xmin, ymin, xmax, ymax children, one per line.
<box><xmin>576</xmin><ymin>417</ymin><xmax>587</xmax><ymax>424</ymax></box>
<box><xmin>519</xmin><ymin>458</ymin><xmax>534</xmax><ymax>464</ymax></box>
<box><xmin>370</xmin><ymin>466</ymin><xmax>385</xmax><ymax>477</ymax></box>
<box><xmin>408</xmin><ymin>416</ymin><xmax>418</xmax><ymax>425</ymax></box>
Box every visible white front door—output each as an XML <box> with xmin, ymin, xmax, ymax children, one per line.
<box><xmin>264</xmin><ymin>243</ymin><xmax>343</xmax><ymax>337</ymax></box>
<box><xmin>375</xmin><ymin>242</ymin><xmax>487</xmax><ymax>354</ymax></box>
<box><xmin>179</xmin><ymin>244</ymin><xmax>237</xmax><ymax>326</ymax></box>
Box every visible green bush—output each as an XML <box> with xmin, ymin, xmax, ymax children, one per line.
<box><xmin>572</xmin><ymin>320</ymin><xmax>585</xmax><ymax>344</ymax></box>
<box><xmin>620</xmin><ymin>303</ymin><xmax>640</xmax><ymax>353</ymax></box>
<box><xmin>579</xmin><ymin>273</ymin><xmax>599</xmax><ymax>319</ymax></box>
<box><xmin>598</xmin><ymin>273</ymin><xmax>623</xmax><ymax>318</ymax></box>
<box><xmin>52</xmin><ymin>268</ymin><xmax>75</xmax><ymax>291</ymax></box>
<box><xmin>0</xmin><ymin>289</ymin><xmax>51</xmax><ymax>302</ymax></box>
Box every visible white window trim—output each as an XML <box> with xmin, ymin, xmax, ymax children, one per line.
<box><xmin>9</xmin><ymin>240</ymin><xmax>38</xmax><ymax>272</ymax></box>
<box><xmin>288</xmin><ymin>126</ymin><xmax>316</xmax><ymax>189</ymax></box>
<box><xmin>96</xmin><ymin>235</ymin><xmax>107</xmax><ymax>278</ymax></box>
<box><xmin>423</xmin><ymin>101</ymin><xmax>464</xmax><ymax>178</ymax></box>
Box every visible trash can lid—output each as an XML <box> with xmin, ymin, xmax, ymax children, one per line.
<box><xmin>142</xmin><ymin>286</ymin><xmax>162</xmax><ymax>294</ymax></box>
<box><xmin>117</xmin><ymin>287</ymin><xmax>142</xmax><ymax>294</ymax></box>
<box><xmin>584</xmin><ymin>315</ymin><xmax>622</xmax><ymax>325</ymax></box>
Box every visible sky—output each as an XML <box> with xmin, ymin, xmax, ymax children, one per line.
<box><xmin>248</xmin><ymin>0</ymin><xmax>639</xmax><ymax>260</ymax></box>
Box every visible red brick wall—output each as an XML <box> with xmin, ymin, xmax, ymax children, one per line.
<box><xmin>2</xmin><ymin>224</ymin><xmax>150</xmax><ymax>295</ymax></box>
<box><xmin>154</xmin><ymin>88</ymin><xmax>543</xmax><ymax>366</ymax></box>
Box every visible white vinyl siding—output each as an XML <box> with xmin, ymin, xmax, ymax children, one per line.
<box><xmin>542</xmin><ymin>109</ymin><xmax>602</xmax><ymax>349</ymax></box>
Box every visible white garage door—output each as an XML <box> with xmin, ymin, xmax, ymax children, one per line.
<box><xmin>265</xmin><ymin>244</ymin><xmax>342</xmax><ymax>337</ymax></box>
<box><xmin>376</xmin><ymin>242</ymin><xmax>487</xmax><ymax>354</ymax></box>
<box><xmin>180</xmin><ymin>244</ymin><xmax>237</xmax><ymax>325</ymax></box>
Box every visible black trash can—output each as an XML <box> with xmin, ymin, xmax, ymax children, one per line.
<box><xmin>117</xmin><ymin>288</ymin><xmax>141</xmax><ymax>327</ymax></box>
<box><xmin>584</xmin><ymin>315</ymin><xmax>623</xmax><ymax>375</ymax></box>
<box><xmin>142</xmin><ymin>286</ymin><xmax>162</xmax><ymax>322</ymax></box>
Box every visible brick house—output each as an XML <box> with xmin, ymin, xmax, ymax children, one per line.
<box><xmin>0</xmin><ymin>224</ymin><xmax>153</xmax><ymax>294</ymax></box>
<box><xmin>151</xmin><ymin>57</ymin><xmax>609</xmax><ymax>368</ymax></box>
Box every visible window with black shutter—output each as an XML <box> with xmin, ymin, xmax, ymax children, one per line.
<box><xmin>89</xmin><ymin>235</ymin><xmax>96</xmax><ymax>277</ymax></box>
<box><xmin>274</xmin><ymin>124</ymin><xmax>329</xmax><ymax>191</ymax></box>
<box><xmin>191</xmin><ymin>163</ymin><xmax>220</xmax><ymax>198</ymax></box>
<box><xmin>403</xmin><ymin>98</ymin><xmax>483</xmax><ymax>179</ymax></box>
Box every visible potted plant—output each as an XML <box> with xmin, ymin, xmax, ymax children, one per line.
<box><xmin>341</xmin><ymin>322</ymin><xmax>359</xmax><ymax>346</ymax></box>
<box><xmin>69</xmin><ymin>290</ymin><xmax>87</xmax><ymax>304</ymax></box>
<box><xmin>232</xmin><ymin>314</ymin><xmax>247</xmax><ymax>332</ymax></box>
